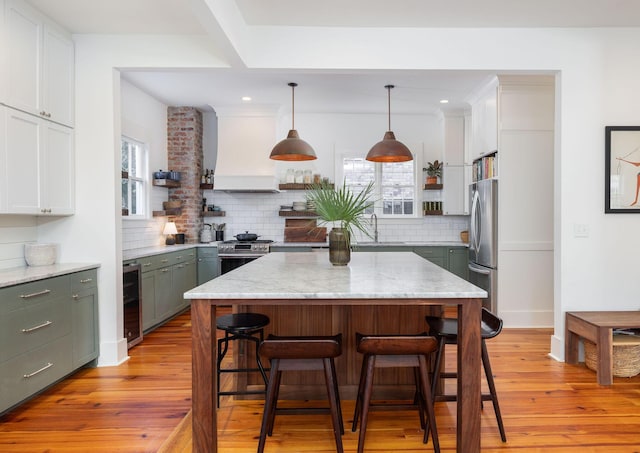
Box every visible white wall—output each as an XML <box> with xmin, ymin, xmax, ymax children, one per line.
<box><xmin>120</xmin><ymin>78</ymin><xmax>170</xmax><ymax>250</ymax></box>
<box><xmin>0</xmin><ymin>216</ymin><xmax>37</xmax><ymax>269</ymax></box>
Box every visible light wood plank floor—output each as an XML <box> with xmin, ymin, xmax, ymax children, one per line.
<box><xmin>1</xmin><ymin>307</ymin><xmax>640</xmax><ymax>452</ymax></box>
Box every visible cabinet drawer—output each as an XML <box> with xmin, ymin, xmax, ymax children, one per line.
<box><xmin>174</xmin><ymin>248</ymin><xmax>197</xmax><ymax>263</ymax></box>
<box><xmin>0</xmin><ymin>275</ymin><xmax>69</xmax><ymax>314</ymax></box>
<box><xmin>0</xmin><ymin>296</ymin><xmax>72</xmax><ymax>362</ymax></box>
<box><xmin>0</xmin><ymin>334</ymin><xmax>73</xmax><ymax>413</ymax></box>
<box><xmin>197</xmin><ymin>247</ymin><xmax>218</xmax><ymax>259</ymax></box>
<box><xmin>70</xmin><ymin>269</ymin><xmax>97</xmax><ymax>292</ymax></box>
<box><xmin>137</xmin><ymin>253</ymin><xmax>172</xmax><ymax>273</ymax></box>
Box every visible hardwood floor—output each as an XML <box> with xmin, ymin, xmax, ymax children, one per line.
<box><xmin>1</xmin><ymin>307</ymin><xmax>640</xmax><ymax>452</ymax></box>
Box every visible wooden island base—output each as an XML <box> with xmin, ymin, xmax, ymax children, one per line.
<box><xmin>235</xmin><ymin>303</ymin><xmax>442</xmax><ymax>399</ymax></box>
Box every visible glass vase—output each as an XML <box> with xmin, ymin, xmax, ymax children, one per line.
<box><xmin>329</xmin><ymin>227</ymin><xmax>350</xmax><ymax>266</ymax></box>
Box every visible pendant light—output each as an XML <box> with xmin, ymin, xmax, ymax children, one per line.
<box><xmin>270</xmin><ymin>82</ymin><xmax>317</xmax><ymax>161</ymax></box>
<box><xmin>366</xmin><ymin>85</ymin><xmax>413</xmax><ymax>162</ymax></box>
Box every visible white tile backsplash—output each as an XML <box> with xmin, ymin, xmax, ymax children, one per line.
<box><xmin>122</xmin><ymin>190</ymin><xmax>469</xmax><ymax>250</ymax></box>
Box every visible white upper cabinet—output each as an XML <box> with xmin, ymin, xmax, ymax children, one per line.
<box><xmin>2</xmin><ymin>0</ymin><xmax>74</xmax><ymax>127</ymax></box>
<box><xmin>1</xmin><ymin>105</ymin><xmax>74</xmax><ymax>215</ymax></box>
<box><xmin>470</xmin><ymin>77</ymin><xmax>498</xmax><ymax>159</ymax></box>
<box><xmin>441</xmin><ymin>113</ymin><xmax>468</xmax><ymax>215</ymax></box>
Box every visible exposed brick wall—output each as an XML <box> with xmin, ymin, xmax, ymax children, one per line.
<box><xmin>167</xmin><ymin>107</ymin><xmax>203</xmax><ymax>243</ymax></box>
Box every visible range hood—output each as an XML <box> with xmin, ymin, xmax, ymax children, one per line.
<box><xmin>213</xmin><ymin>175</ymin><xmax>280</xmax><ymax>193</ymax></box>
<box><xmin>212</xmin><ymin>106</ymin><xmax>280</xmax><ymax>193</ymax></box>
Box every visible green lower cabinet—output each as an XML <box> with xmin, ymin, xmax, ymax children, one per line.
<box><xmin>141</xmin><ymin>271</ymin><xmax>157</xmax><ymax>332</ymax></box>
<box><xmin>154</xmin><ymin>266</ymin><xmax>174</xmax><ymax>323</ymax></box>
<box><xmin>412</xmin><ymin>247</ymin><xmax>447</xmax><ymax>268</ymax></box>
<box><xmin>173</xmin><ymin>259</ymin><xmax>197</xmax><ymax>310</ymax></box>
<box><xmin>447</xmin><ymin>247</ymin><xmax>469</xmax><ymax>280</ymax></box>
<box><xmin>197</xmin><ymin>248</ymin><xmax>219</xmax><ymax>285</ymax></box>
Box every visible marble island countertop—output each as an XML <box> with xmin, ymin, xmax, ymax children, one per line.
<box><xmin>185</xmin><ymin>250</ymin><xmax>485</xmax><ymax>300</ymax></box>
<box><xmin>0</xmin><ymin>263</ymin><xmax>101</xmax><ymax>288</ymax></box>
<box><xmin>271</xmin><ymin>240</ymin><xmax>468</xmax><ymax>248</ymax></box>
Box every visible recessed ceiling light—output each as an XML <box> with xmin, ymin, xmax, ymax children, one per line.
<box><xmin>241</xmin><ymin>96</ymin><xmax>252</xmax><ymax>102</ymax></box>
<box><xmin>439</xmin><ymin>99</ymin><xmax>449</xmax><ymax>104</ymax></box>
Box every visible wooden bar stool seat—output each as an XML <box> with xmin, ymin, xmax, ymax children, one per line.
<box><xmin>352</xmin><ymin>333</ymin><xmax>440</xmax><ymax>453</ymax></box>
<box><xmin>425</xmin><ymin>307</ymin><xmax>507</xmax><ymax>442</ymax></box>
<box><xmin>216</xmin><ymin>313</ymin><xmax>269</xmax><ymax>407</ymax></box>
<box><xmin>257</xmin><ymin>333</ymin><xmax>344</xmax><ymax>453</ymax></box>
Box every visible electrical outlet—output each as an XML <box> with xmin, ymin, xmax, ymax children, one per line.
<box><xmin>573</xmin><ymin>223</ymin><xmax>589</xmax><ymax>238</ymax></box>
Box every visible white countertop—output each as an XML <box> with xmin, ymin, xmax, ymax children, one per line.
<box><xmin>0</xmin><ymin>263</ymin><xmax>101</xmax><ymax>288</ymax></box>
<box><xmin>271</xmin><ymin>241</ymin><xmax>468</xmax><ymax>248</ymax></box>
<box><xmin>184</xmin><ymin>251</ymin><xmax>485</xmax><ymax>300</ymax></box>
<box><xmin>122</xmin><ymin>243</ymin><xmax>219</xmax><ymax>261</ymax></box>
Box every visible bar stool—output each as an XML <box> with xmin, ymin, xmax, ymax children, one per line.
<box><xmin>425</xmin><ymin>308</ymin><xmax>507</xmax><ymax>442</ymax></box>
<box><xmin>216</xmin><ymin>312</ymin><xmax>269</xmax><ymax>407</ymax></box>
<box><xmin>257</xmin><ymin>334</ymin><xmax>344</xmax><ymax>453</ymax></box>
<box><xmin>351</xmin><ymin>333</ymin><xmax>440</xmax><ymax>453</ymax></box>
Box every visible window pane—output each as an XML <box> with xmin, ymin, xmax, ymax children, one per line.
<box><xmin>122</xmin><ymin>179</ymin><xmax>129</xmax><ymax>209</ymax></box>
<box><xmin>121</xmin><ymin>141</ymin><xmax>129</xmax><ymax>172</ymax></box>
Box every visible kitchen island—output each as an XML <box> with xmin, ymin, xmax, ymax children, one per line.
<box><xmin>184</xmin><ymin>251</ymin><xmax>486</xmax><ymax>453</ymax></box>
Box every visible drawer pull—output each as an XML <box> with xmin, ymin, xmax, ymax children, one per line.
<box><xmin>161</xmin><ymin>268</ymin><xmax>170</xmax><ymax>273</ymax></box>
<box><xmin>73</xmin><ymin>294</ymin><xmax>79</xmax><ymax>300</ymax></box>
<box><xmin>80</xmin><ymin>278</ymin><xmax>93</xmax><ymax>283</ymax></box>
<box><xmin>142</xmin><ymin>262</ymin><xmax>152</xmax><ymax>267</ymax></box>
<box><xmin>22</xmin><ymin>320</ymin><xmax>53</xmax><ymax>333</ymax></box>
<box><xmin>161</xmin><ymin>259</ymin><xmax>169</xmax><ymax>263</ymax></box>
<box><xmin>20</xmin><ymin>289</ymin><xmax>51</xmax><ymax>299</ymax></box>
<box><xmin>177</xmin><ymin>255</ymin><xmax>183</xmax><ymax>259</ymax></box>
<box><xmin>24</xmin><ymin>362</ymin><xmax>53</xmax><ymax>379</ymax></box>
<box><xmin>177</xmin><ymin>264</ymin><xmax>184</xmax><ymax>268</ymax></box>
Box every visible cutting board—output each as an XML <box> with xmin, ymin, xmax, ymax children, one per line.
<box><xmin>284</xmin><ymin>219</ymin><xmax>327</xmax><ymax>242</ymax></box>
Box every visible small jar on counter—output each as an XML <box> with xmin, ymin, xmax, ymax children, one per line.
<box><xmin>285</xmin><ymin>168</ymin><xmax>295</xmax><ymax>183</ymax></box>
<box><xmin>303</xmin><ymin>170</ymin><xmax>312</xmax><ymax>184</ymax></box>
<box><xmin>294</xmin><ymin>170</ymin><xmax>304</xmax><ymax>184</ymax></box>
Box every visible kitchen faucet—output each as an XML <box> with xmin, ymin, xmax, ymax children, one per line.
<box><xmin>370</xmin><ymin>213</ymin><xmax>378</xmax><ymax>243</ymax></box>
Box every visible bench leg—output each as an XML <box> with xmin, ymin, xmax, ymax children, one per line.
<box><xmin>597</xmin><ymin>327</ymin><xmax>614</xmax><ymax>386</ymax></box>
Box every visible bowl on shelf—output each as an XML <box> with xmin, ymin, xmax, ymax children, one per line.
<box><xmin>163</xmin><ymin>200</ymin><xmax>182</xmax><ymax>210</ymax></box>
<box><xmin>24</xmin><ymin>243</ymin><xmax>58</xmax><ymax>266</ymax></box>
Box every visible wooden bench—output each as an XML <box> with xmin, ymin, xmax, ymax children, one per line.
<box><xmin>565</xmin><ymin>311</ymin><xmax>640</xmax><ymax>385</ymax></box>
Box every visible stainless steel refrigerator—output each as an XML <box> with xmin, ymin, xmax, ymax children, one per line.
<box><xmin>468</xmin><ymin>179</ymin><xmax>498</xmax><ymax>313</ymax></box>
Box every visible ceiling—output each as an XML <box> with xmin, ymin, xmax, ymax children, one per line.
<box><xmin>26</xmin><ymin>0</ymin><xmax>640</xmax><ymax>114</ymax></box>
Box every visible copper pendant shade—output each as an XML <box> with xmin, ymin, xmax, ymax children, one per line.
<box><xmin>270</xmin><ymin>82</ymin><xmax>317</xmax><ymax>161</ymax></box>
<box><xmin>366</xmin><ymin>85</ymin><xmax>413</xmax><ymax>163</ymax></box>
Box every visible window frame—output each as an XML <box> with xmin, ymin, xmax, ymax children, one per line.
<box><xmin>338</xmin><ymin>150</ymin><xmax>422</xmax><ymax>219</ymax></box>
<box><xmin>121</xmin><ymin>135</ymin><xmax>148</xmax><ymax>219</ymax></box>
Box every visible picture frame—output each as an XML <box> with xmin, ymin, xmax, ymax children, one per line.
<box><xmin>605</xmin><ymin>126</ymin><xmax>640</xmax><ymax>213</ymax></box>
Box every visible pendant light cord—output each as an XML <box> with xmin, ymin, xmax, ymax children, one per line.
<box><xmin>385</xmin><ymin>84</ymin><xmax>394</xmax><ymax>131</ymax></box>
<box><xmin>289</xmin><ymin>82</ymin><xmax>297</xmax><ymax>130</ymax></box>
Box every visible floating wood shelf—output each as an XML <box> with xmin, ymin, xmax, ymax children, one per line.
<box><xmin>152</xmin><ymin>208</ymin><xmax>182</xmax><ymax>217</ymax></box>
<box><xmin>279</xmin><ymin>183</ymin><xmax>334</xmax><ymax>190</ymax></box>
<box><xmin>199</xmin><ymin>183</ymin><xmax>213</xmax><ymax>190</ymax></box>
<box><xmin>279</xmin><ymin>210</ymin><xmax>318</xmax><ymax>217</ymax></box>
<box><xmin>423</xmin><ymin>184</ymin><xmax>443</xmax><ymax>190</ymax></box>
<box><xmin>202</xmin><ymin>211</ymin><xmax>225</xmax><ymax>217</ymax></box>
<box><xmin>423</xmin><ymin>210</ymin><xmax>443</xmax><ymax>216</ymax></box>
<box><xmin>153</xmin><ymin>179</ymin><xmax>180</xmax><ymax>188</ymax></box>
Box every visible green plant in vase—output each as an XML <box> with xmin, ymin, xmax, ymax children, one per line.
<box><xmin>306</xmin><ymin>181</ymin><xmax>375</xmax><ymax>265</ymax></box>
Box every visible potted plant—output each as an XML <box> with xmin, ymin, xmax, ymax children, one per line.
<box><xmin>424</xmin><ymin>160</ymin><xmax>442</xmax><ymax>185</ymax></box>
<box><xmin>306</xmin><ymin>181</ymin><xmax>375</xmax><ymax>265</ymax></box>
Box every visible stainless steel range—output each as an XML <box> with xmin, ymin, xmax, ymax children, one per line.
<box><xmin>217</xmin><ymin>240</ymin><xmax>272</xmax><ymax>274</ymax></box>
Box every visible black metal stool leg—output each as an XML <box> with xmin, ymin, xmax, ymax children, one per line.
<box><xmin>482</xmin><ymin>341</ymin><xmax>507</xmax><ymax>442</ymax></box>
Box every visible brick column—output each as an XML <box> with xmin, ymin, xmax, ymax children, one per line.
<box><xmin>167</xmin><ymin>106</ymin><xmax>203</xmax><ymax>243</ymax></box>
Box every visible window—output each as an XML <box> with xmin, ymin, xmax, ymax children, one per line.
<box><xmin>121</xmin><ymin>136</ymin><xmax>147</xmax><ymax>217</ymax></box>
<box><xmin>343</xmin><ymin>157</ymin><xmax>416</xmax><ymax>216</ymax></box>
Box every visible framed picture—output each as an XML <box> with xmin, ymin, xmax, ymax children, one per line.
<box><xmin>605</xmin><ymin>126</ymin><xmax>640</xmax><ymax>213</ymax></box>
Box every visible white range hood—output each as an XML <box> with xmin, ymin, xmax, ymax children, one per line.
<box><xmin>213</xmin><ymin>106</ymin><xmax>280</xmax><ymax>193</ymax></box>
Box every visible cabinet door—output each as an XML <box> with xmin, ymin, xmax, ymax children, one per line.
<box><xmin>174</xmin><ymin>260</ymin><xmax>197</xmax><ymax>310</ymax></box>
<box><xmin>447</xmin><ymin>248</ymin><xmax>469</xmax><ymax>280</ymax></box>
<box><xmin>42</xmin><ymin>120</ymin><xmax>74</xmax><ymax>214</ymax></box>
<box><xmin>154</xmin><ymin>267</ymin><xmax>174</xmax><ymax>320</ymax></box>
<box><xmin>197</xmin><ymin>248</ymin><xmax>219</xmax><ymax>285</ymax></box>
<box><xmin>141</xmin><ymin>271</ymin><xmax>157</xmax><ymax>332</ymax></box>
<box><xmin>4</xmin><ymin>106</ymin><xmax>41</xmax><ymax>214</ymax></box>
<box><xmin>4</xmin><ymin>0</ymin><xmax>42</xmax><ymax>115</ymax></box>
<box><xmin>41</xmin><ymin>23</ymin><xmax>74</xmax><ymax>126</ymax></box>
<box><xmin>443</xmin><ymin>115</ymin><xmax>465</xmax><ymax>166</ymax></box>
<box><xmin>71</xmin><ymin>288</ymin><xmax>99</xmax><ymax>368</ymax></box>
<box><xmin>442</xmin><ymin>165</ymin><xmax>466</xmax><ymax>215</ymax></box>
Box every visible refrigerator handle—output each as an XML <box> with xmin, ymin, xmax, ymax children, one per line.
<box><xmin>468</xmin><ymin>262</ymin><xmax>491</xmax><ymax>275</ymax></box>
<box><xmin>470</xmin><ymin>189</ymin><xmax>481</xmax><ymax>252</ymax></box>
